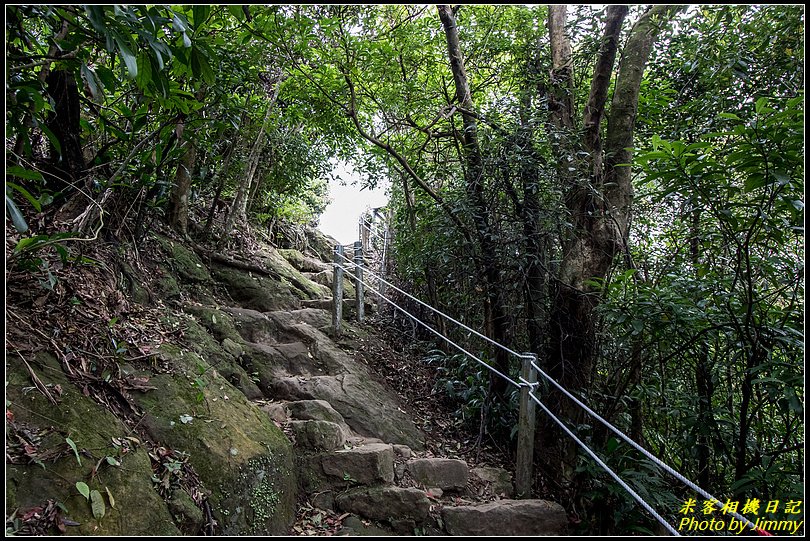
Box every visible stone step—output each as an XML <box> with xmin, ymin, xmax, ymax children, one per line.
<box><xmin>301</xmin><ymin>443</ymin><xmax>395</xmax><ymax>493</ymax></box>
<box><xmin>406</xmin><ymin>457</ymin><xmax>469</xmax><ymax>491</ymax></box>
<box><xmin>335</xmin><ymin>486</ymin><xmax>431</xmax><ymax>534</ymax></box>
<box><xmin>441</xmin><ymin>499</ymin><xmax>568</xmax><ymax>536</ymax></box>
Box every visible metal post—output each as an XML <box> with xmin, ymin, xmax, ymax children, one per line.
<box><xmin>332</xmin><ymin>245</ymin><xmax>344</xmax><ymax>337</ymax></box>
<box><xmin>516</xmin><ymin>354</ymin><xmax>538</xmax><ymax>499</ymax></box>
<box><xmin>354</xmin><ymin>240</ymin><xmax>364</xmax><ymax>323</ymax></box>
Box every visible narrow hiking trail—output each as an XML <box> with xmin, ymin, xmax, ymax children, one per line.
<box><xmin>5</xmin><ymin>223</ymin><xmax>567</xmax><ymax>536</ymax></box>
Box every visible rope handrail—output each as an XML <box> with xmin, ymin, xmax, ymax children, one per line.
<box><xmin>527</xmin><ymin>359</ymin><xmax>760</xmax><ymax>531</ymax></box>
<box><xmin>343</xmin><ymin>259</ymin><xmax>530</xmax><ymax>361</ymax></box>
<box><xmin>336</xmin><ymin>259</ymin><xmax>680</xmax><ymax>536</ymax></box>
<box><xmin>526</xmin><ymin>390</ymin><xmax>680</xmax><ymax>536</ymax></box>
<box><xmin>336</xmin><ymin>263</ymin><xmax>521</xmax><ymax>388</ymax></box>
<box><xmin>331</xmin><ymin>244</ymin><xmax>768</xmax><ymax>536</ymax></box>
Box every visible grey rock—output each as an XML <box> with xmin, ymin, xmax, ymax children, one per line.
<box><xmin>472</xmin><ymin>466</ymin><xmax>514</xmax><ymax>498</ymax></box>
<box><xmin>442</xmin><ymin>499</ymin><xmax>567</xmax><ymax>536</ymax></box>
<box><xmin>320</xmin><ymin>443</ymin><xmax>394</xmax><ymax>486</ymax></box>
<box><xmin>407</xmin><ymin>458</ymin><xmax>468</xmax><ymax>490</ymax></box>
<box><xmin>221</xmin><ymin>337</ymin><xmax>244</xmax><ymax>358</ymax></box>
<box><xmin>290</xmin><ymin>420</ymin><xmax>345</xmax><ymax>451</ymax></box>
<box><xmin>335</xmin><ymin>486</ymin><xmax>431</xmax><ymax>528</ymax></box>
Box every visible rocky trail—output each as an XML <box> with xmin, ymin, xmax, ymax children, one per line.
<box><xmin>5</xmin><ymin>226</ymin><xmax>567</xmax><ymax>536</ymax></box>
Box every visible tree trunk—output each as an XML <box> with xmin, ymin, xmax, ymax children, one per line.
<box><xmin>544</xmin><ymin>4</ymin><xmax>682</xmax><ymax>488</ymax></box>
<box><xmin>168</xmin><ymin>128</ymin><xmax>197</xmax><ymax>237</ymax></box>
<box><xmin>222</xmin><ymin>80</ymin><xmax>281</xmax><ymax>242</ymax></box>
<box><xmin>46</xmin><ymin>69</ymin><xmax>86</xmax><ymax>192</ymax></box>
<box><xmin>438</xmin><ymin>4</ymin><xmax>512</xmax><ymax>397</ymax></box>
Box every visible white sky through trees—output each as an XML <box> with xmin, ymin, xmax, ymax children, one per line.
<box><xmin>317</xmin><ymin>161</ymin><xmax>389</xmax><ymax>245</ymax></box>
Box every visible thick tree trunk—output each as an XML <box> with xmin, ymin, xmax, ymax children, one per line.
<box><xmin>439</xmin><ymin>4</ymin><xmax>512</xmax><ymax>397</ymax></box>
<box><xmin>168</xmin><ymin>132</ymin><xmax>197</xmax><ymax>237</ymax></box>
<box><xmin>547</xmin><ymin>6</ymin><xmax>575</xmax><ymax>130</ymax></box>
<box><xmin>544</xmin><ymin>4</ymin><xmax>682</xmax><ymax>488</ymax></box>
<box><xmin>46</xmin><ymin>69</ymin><xmax>86</xmax><ymax>191</ymax></box>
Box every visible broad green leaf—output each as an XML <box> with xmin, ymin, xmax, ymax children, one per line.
<box><xmin>6</xmin><ymin>166</ymin><xmax>44</xmax><ymax>183</ymax></box>
<box><xmin>136</xmin><ymin>52</ymin><xmax>153</xmax><ymax>88</ymax></box>
<box><xmin>113</xmin><ymin>34</ymin><xmax>138</xmax><ymax>79</ymax></box>
<box><xmin>227</xmin><ymin>5</ymin><xmax>245</xmax><ymax>21</ymax></box>
<box><xmin>105</xmin><ymin>486</ymin><xmax>116</xmax><ymax>508</ymax></box>
<box><xmin>717</xmin><ymin>112</ymin><xmax>741</xmax><ymax>120</ymax></box>
<box><xmin>6</xmin><ymin>182</ymin><xmax>42</xmax><ymax>212</ymax></box>
<box><xmin>65</xmin><ymin>437</ymin><xmax>81</xmax><ymax>466</ymax></box>
<box><xmin>76</xmin><ymin>481</ymin><xmax>90</xmax><ymax>500</ymax></box>
<box><xmin>193</xmin><ymin>5</ymin><xmax>210</xmax><ymax>28</ymax></box>
<box><xmin>38</xmin><ymin>124</ymin><xmax>62</xmax><ymax>156</ymax></box>
<box><xmin>630</xmin><ymin>319</ymin><xmax>644</xmax><ymax>334</ymax></box>
<box><xmin>81</xmin><ymin>64</ymin><xmax>102</xmax><ymax>99</ymax></box>
<box><xmin>90</xmin><ymin>489</ymin><xmax>106</xmax><ymax>519</ymax></box>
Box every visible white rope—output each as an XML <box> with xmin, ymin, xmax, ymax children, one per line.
<box><xmin>332</xmin><ymin>246</ymin><xmax>760</xmax><ymax>535</ymax></box>
<box><xmin>336</xmin><ymin>263</ymin><xmax>522</xmax><ymax>388</ymax></box>
<box><xmin>527</xmin><ymin>391</ymin><xmax>680</xmax><ymax>536</ymax></box>
<box><xmin>528</xmin><ymin>361</ymin><xmax>760</xmax><ymax>532</ymax></box>
<box><xmin>357</xmin><ymin>265</ymin><xmax>529</xmax><ymax>361</ymax></box>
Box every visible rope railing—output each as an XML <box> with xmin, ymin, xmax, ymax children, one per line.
<box><xmin>329</xmin><ymin>241</ymin><xmax>770</xmax><ymax>537</ymax></box>
<box><xmin>337</xmin><ymin>263</ymin><xmax>521</xmax><ymax>388</ymax></box>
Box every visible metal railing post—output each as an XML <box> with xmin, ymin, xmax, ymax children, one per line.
<box><xmin>516</xmin><ymin>353</ymin><xmax>538</xmax><ymax>499</ymax></box>
<box><xmin>332</xmin><ymin>245</ymin><xmax>344</xmax><ymax>337</ymax></box>
<box><xmin>354</xmin><ymin>240</ymin><xmax>364</xmax><ymax>322</ymax></box>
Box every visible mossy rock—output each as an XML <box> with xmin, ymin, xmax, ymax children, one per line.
<box><xmin>5</xmin><ymin>353</ymin><xmax>180</xmax><ymax>535</ymax></box>
<box><xmin>277</xmin><ymin>249</ymin><xmax>329</xmax><ymax>273</ymax></box>
<box><xmin>211</xmin><ymin>264</ymin><xmax>301</xmax><ymax>312</ymax></box>
<box><xmin>303</xmin><ymin>226</ymin><xmax>340</xmax><ymax>262</ymax></box>
<box><xmin>182</xmin><ymin>303</ymin><xmax>243</xmax><ymax>344</ymax></box>
<box><xmin>133</xmin><ymin>345</ymin><xmax>297</xmax><ymax>534</ymax></box>
<box><xmin>117</xmin><ymin>258</ymin><xmax>152</xmax><ymax>305</ymax></box>
<box><xmin>175</xmin><ymin>312</ymin><xmax>262</xmax><ymax>399</ymax></box>
<box><xmin>154</xmin><ymin>235</ymin><xmax>212</xmax><ymax>284</ymax></box>
<box><xmin>153</xmin><ymin>265</ymin><xmax>182</xmax><ymax>301</ymax></box>
<box><xmin>256</xmin><ymin>249</ymin><xmax>330</xmax><ymax>301</ymax></box>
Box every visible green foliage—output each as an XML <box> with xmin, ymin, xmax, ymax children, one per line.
<box><xmin>425</xmin><ymin>350</ymin><xmax>519</xmax><ymax>439</ymax></box>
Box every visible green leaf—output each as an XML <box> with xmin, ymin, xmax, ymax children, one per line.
<box><xmin>113</xmin><ymin>34</ymin><xmax>138</xmax><ymax>79</ymax></box>
<box><xmin>6</xmin><ymin>166</ymin><xmax>45</xmax><ymax>182</ymax></box>
<box><xmin>95</xmin><ymin>65</ymin><xmax>118</xmax><ymax>91</ymax></box>
<box><xmin>193</xmin><ymin>5</ymin><xmax>210</xmax><ymax>28</ymax></box>
<box><xmin>135</xmin><ymin>52</ymin><xmax>153</xmax><ymax>89</ymax></box>
<box><xmin>105</xmin><ymin>486</ymin><xmax>116</xmax><ymax>508</ymax></box>
<box><xmin>718</xmin><ymin>112</ymin><xmax>741</xmax><ymax>121</ymax></box>
<box><xmin>630</xmin><ymin>319</ymin><xmax>644</xmax><ymax>334</ymax></box>
<box><xmin>81</xmin><ymin>64</ymin><xmax>102</xmax><ymax>99</ymax></box>
<box><xmin>90</xmin><ymin>489</ymin><xmax>106</xmax><ymax>519</ymax></box>
<box><xmin>38</xmin><ymin>124</ymin><xmax>62</xmax><ymax>156</ymax></box>
<box><xmin>106</xmin><ymin>456</ymin><xmax>121</xmax><ymax>466</ymax></box>
<box><xmin>227</xmin><ymin>5</ymin><xmax>245</xmax><ymax>21</ymax></box>
<box><xmin>606</xmin><ymin>437</ymin><xmax>619</xmax><ymax>454</ymax></box>
<box><xmin>76</xmin><ymin>481</ymin><xmax>91</xmax><ymax>500</ymax></box>
<box><xmin>6</xmin><ymin>182</ymin><xmax>41</xmax><ymax>212</ymax></box>
<box><xmin>65</xmin><ymin>437</ymin><xmax>81</xmax><ymax>466</ymax></box>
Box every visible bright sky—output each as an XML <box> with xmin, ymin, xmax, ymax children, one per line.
<box><xmin>317</xmin><ymin>161</ymin><xmax>389</xmax><ymax>245</ymax></box>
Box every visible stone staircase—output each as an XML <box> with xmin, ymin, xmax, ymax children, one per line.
<box><xmin>264</xmin><ymin>399</ymin><xmax>569</xmax><ymax>536</ymax></box>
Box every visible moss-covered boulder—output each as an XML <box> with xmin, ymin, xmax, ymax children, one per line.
<box><xmin>277</xmin><ymin>248</ymin><xmax>329</xmax><ymax>273</ymax></box>
<box><xmin>212</xmin><ymin>264</ymin><xmax>302</xmax><ymax>312</ymax></box>
<box><xmin>5</xmin><ymin>353</ymin><xmax>180</xmax><ymax>536</ymax></box>
<box><xmin>256</xmin><ymin>248</ymin><xmax>331</xmax><ymax>300</ymax></box>
<box><xmin>176</xmin><ymin>308</ymin><xmax>262</xmax><ymax>399</ymax></box>
<box><xmin>133</xmin><ymin>345</ymin><xmax>297</xmax><ymax>534</ymax></box>
<box><xmin>154</xmin><ymin>235</ymin><xmax>212</xmax><ymax>283</ymax></box>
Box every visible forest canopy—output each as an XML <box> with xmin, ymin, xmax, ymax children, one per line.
<box><xmin>5</xmin><ymin>4</ymin><xmax>804</xmax><ymax>535</ymax></box>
